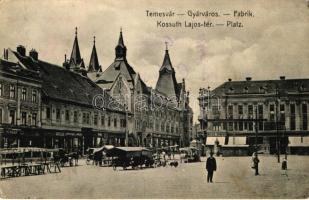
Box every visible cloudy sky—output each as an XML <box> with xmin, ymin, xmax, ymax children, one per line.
<box><xmin>0</xmin><ymin>0</ymin><xmax>308</xmax><ymax>122</ymax></box>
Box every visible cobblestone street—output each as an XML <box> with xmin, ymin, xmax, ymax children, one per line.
<box><xmin>1</xmin><ymin>155</ymin><xmax>309</xmax><ymax>199</ymax></box>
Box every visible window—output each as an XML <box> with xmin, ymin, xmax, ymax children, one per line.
<box><xmin>56</xmin><ymin>108</ymin><xmax>61</xmax><ymax>120</ymax></box>
<box><xmin>238</xmin><ymin>105</ymin><xmax>243</xmax><ymax>116</ymax></box>
<box><xmin>101</xmin><ymin>115</ymin><xmax>105</xmax><ymax>126</ymax></box>
<box><xmin>9</xmin><ymin>85</ymin><xmax>15</xmax><ymax>98</ymax></box>
<box><xmin>120</xmin><ymin>119</ymin><xmax>126</xmax><ymax>127</ymax></box>
<box><xmin>258</xmin><ymin>104</ymin><xmax>264</xmax><ymax>130</ymax></box>
<box><xmin>9</xmin><ymin>110</ymin><xmax>15</xmax><ymax>125</ymax></box>
<box><xmin>0</xmin><ymin>83</ymin><xmax>2</xmax><ymax>97</ymax></box>
<box><xmin>249</xmin><ymin>122</ymin><xmax>253</xmax><ymax>131</ymax></box>
<box><xmin>83</xmin><ymin>113</ymin><xmax>90</xmax><ymax>124</ymax></box>
<box><xmin>73</xmin><ymin>111</ymin><xmax>78</xmax><ymax>123</ymax></box>
<box><xmin>269</xmin><ymin>104</ymin><xmax>275</xmax><ymax>121</ymax></box>
<box><xmin>65</xmin><ymin>110</ymin><xmax>70</xmax><ymax>121</ymax></box>
<box><xmin>248</xmin><ymin>105</ymin><xmax>253</xmax><ymax>119</ymax></box>
<box><xmin>166</xmin><ymin>124</ymin><xmax>170</xmax><ymax>133</ymax></box>
<box><xmin>302</xmin><ymin>104</ymin><xmax>307</xmax><ymax>130</ymax></box>
<box><xmin>114</xmin><ymin>118</ymin><xmax>117</xmax><ymax>127</ymax></box>
<box><xmin>258</xmin><ymin>105</ymin><xmax>263</xmax><ymax>119</ymax></box>
<box><xmin>228</xmin><ymin>105</ymin><xmax>233</xmax><ymax>119</ymax></box>
<box><xmin>0</xmin><ymin>108</ymin><xmax>2</xmax><ymax>123</ymax></box>
<box><xmin>32</xmin><ymin>113</ymin><xmax>37</xmax><ymax>126</ymax></box>
<box><xmin>239</xmin><ymin>122</ymin><xmax>244</xmax><ymax>131</ymax></box>
<box><xmin>108</xmin><ymin>116</ymin><xmax>111</xmax><ymax>127</ymax></box>
<box><xmin>94</xmin><ymin>115</ymin><xmax>98</xmax><ymax>125</ymax></box>
<box><xmin>21</xmin><ymin>88</ymin><xmax>27</xmax><ymax>101</ymax></box>
<box><xmin>161</xmin><ymin>123</ymin><xmax>164</xmax><ymax>132</ymax></box>
<box><xmin>228</xmin><ymin>122</ymin><xmax>233</xmax><ymax>131</ymax></box>
<box><xmin>290</xmin><ymin>104</ymin><xmax>296</xmax><ymax>130</ymax></box>
<box><xmin>32</xmin><ymin>90</ymin><xmax>37</xmax><ymax>102</ymax></box>
<box><xmin>82</xmin><ymin>113</ymin><xmax>86</xmax><ymax>124</ymax></box>
<box><xmin>46</xmin><ymin>107</ymin><xmax>51</xmax><ymax>119</ymax></box>
<box><xmin>21</xmin><ymin>112</ymin><xmax>27</xmax><ymax>125</ymax></box>
<box><xmin>280</xmin><ymin>104</ymin><xmax>285</xmax><ymax>123</ymax></box>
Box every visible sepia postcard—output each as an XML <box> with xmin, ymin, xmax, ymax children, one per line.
<box><xmin>0</xmin><ymin>0</ymin><xmax>308</xmax><ymax>199</ymax></box>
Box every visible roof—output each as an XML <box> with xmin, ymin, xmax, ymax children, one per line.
<box><xmin>38</xmin><ymin>60</ymin><xmax>102</xmax><ymax>106</ymax></box>
<box><xmin>96</xmin><ymin>60</ymin><xmax>136</xmax><ymax>90</ymax></box>
<box><xmin>69</xmin><ymin>31</ymin><xmax>83</xmax><ymax>67</ymax></box>
<box><xmin>155</xmin><ymin>49</ymin><xmax>179</xmax><ymax>97</ymax></box>
<box><xmin>11</xmin><ymin>50</ymin><xmax>124</xmax><ymax>111</ymax></box>
<box><xmin>88</xmin><ymin>39</ymin><xmax>101</xmax><ymax>72</ymax></box>
<box><xmin>0</xmin><ymin>59</ymin><xmax>40</xmax><ymax>82</ymax></box>
<box><xmin>211</xmin><ymin>79</ymin><xmax>309</xmax><ymax>96</ymax></box>
<box><xmin>116</xmin><ymin>147</ymin><xmax>150</xmax><ymax>151</ymax></box>
<box><xmin>160</xmin><ymin>50</ymin><xmax>173</xmax><ymax>72</ymax></box>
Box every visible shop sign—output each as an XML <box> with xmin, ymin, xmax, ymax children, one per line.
<box><xmin>56</xmin><ymin>132</ymin><xmax>65</xmax><ymax>136</ymax></box>
<box><xmin>4</xmin><ymin>128</ymin><xmax>22</xmax><ymax>135</ymax></box>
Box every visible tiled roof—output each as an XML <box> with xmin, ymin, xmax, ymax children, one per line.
<box><xmin>212</xmin><ymin>79</ymin><xmax>309</xmax><ymax>96</ymax></box>
<box><xmin>12</xmin><ymin>51</ymin><xmax>124</xmax><ymax>111</ymax></box>
<box><xmin>156</xmin><ymin>49</ymin><xmax>179</xmax><ymax>98</ymax></box>
<box><xmin>96</xmin><ymin>60</ymin><xmax>136</xmax><ymax>90</ymax></box>
<box><xmin>0</xmin><ymin>59</ymin><xmax>40</xmax><ymax>81</ymax></box>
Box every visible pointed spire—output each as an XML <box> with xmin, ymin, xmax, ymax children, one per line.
<box><xmin>88</xmin><ymin>35</ymin><xmax>102</xmax><ymax>73</ymax></box>
<box><xmin>69</xmin><ymin>27</ymin><xmax>83</xmax><ymax>67</ymax></box>
<box><xmin>118</xmin><ymin>27</ymin><xmax>124</xmax><ymax>47</ymax></box>
<box><xmin>115</xmin><ymin>28</ymin><xmax>127</xmax><ymax>61</ymax></box>
<box><xmin>160</xmin><ymin>42</ymin><xmax>173</xmax><ymax>71</ymax></box>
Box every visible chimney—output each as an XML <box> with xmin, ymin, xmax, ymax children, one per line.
<box><xmin>17</xmin><ymin>45</ymin><xmax>26</xmax><ymax>56</ymax></box>
<box><xmin>280</xmin><ymin>76</ymin><xmax>285</xmax><ymax>80</ymax></box>
<box><xmin>228</xmin><ymin>78</ymin><xmax>232</xmax><ymax>82</ymax></box>
<box><xmin>246</xmin><ymin>77</ymin><xmax>252</xmax><ymax>81</ymax></box>
<box><xmin>29</xmin><ymin>49</ymin><xmax>38</xmax><ymax>60</ymax></box>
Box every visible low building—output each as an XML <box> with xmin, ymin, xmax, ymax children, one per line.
<box><xmin>198</xmin><ymin>77</ymin><xmax>309</xmax><ymax>155</ymax></box>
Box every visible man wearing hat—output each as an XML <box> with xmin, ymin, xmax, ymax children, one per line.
<box><xmin>206</xmin><ymin>151</ymin><xmax>217</xmax><ymax>183</ymax></box>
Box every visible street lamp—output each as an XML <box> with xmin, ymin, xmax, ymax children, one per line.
<box><xmin>124</xmin><ymin>104</ymin><xmax>128</xmax><ymax>147</ymax></box>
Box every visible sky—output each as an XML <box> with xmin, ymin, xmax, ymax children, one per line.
<box><xmin>0</xmin><ymin>0</ymin><xmax>308</xmax><ymax>123</ymax></box>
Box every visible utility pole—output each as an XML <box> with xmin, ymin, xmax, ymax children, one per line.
<box><xmin>255</xmin><ymin>107</ymin><xmax>258</xmax><ymax>154</ymax></box>
<box><xmin>125</xmin><ymin>104</ymin><xmax>128</xmax><ymax>147</ymax></box>
<box><xmin>275</xmin><ymin>85</ymin><xmax>280</xmax><ymax>163</ymax></box>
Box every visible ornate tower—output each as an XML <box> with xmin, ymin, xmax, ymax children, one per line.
<box><xmin>66</xmin><ymin>27</ymin><xmax>86</xmax><ymax>76</ymax></box>
<box><xmin>115</xmin><ymin>29</ymin><xmax>127</xmax><ymax>61</ymax></box>
<box><xmin>88</xmin><ymin>36</ymin><xmax>102</xmax><ymax>73</ymax></box>
<box><xmin>155</xmin><ymin>43</ymin><xmax>178</xmax><ymax>98</ymax></box>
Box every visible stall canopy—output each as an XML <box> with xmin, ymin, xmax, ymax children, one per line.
<box><xmin>106</xmin><ymin>147</ymin><xmax>151</xmax><ymax>157</ymax></box>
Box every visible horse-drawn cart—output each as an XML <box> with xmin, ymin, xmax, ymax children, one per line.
<box><xmin>107</xmin><ymin>147</ymin><xmax>154</xmax><ymax>170</ymax></box>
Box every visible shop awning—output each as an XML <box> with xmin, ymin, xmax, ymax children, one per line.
<box><xmin>289</xmin><ymin>136</ymin><xmax>309</xmax><ymax>147</ymax></box>
<box><xmin>206</xmin><ymin>137</ymin><xmax>225</xmax><ymax>145</ymax></box>
<box><xmin>227</xmin><ymin>137</ymin><xmax>247</xmax><ymax>145</ymax></box>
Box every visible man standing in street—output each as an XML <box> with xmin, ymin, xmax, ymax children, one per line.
<box><xmin>252</xmin><ymin>152</ymin><xmax>260</xmax><ymax>176</ymax></box>
<box><xmin>206</xmin><ymin>151</ymin><xmax>217</xmax><ymax>183</ymax></box>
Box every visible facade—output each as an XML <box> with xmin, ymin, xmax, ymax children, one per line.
<box><xmin>95</xmin><ymin>31</ymin><xmax>193</xmax><ymax>147</ymax></box>
<box><xmin>0</xmin><ymin>30</ymin><xmax>127</xmax><ymax>153</ymax></box>
<box><xmin>0</xmin><ymin>28</ymin><xmax>193</xmax><ymax>151</ymax></box>
<box><xmin>0</xmin><ymin>48</ymin><xmax>41</xmax><ymax>148</ymax></box>
<box><xmin>198</xmin><ymin>77</ymin><xmax>309</xmax><ymax>154</ymax></box>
